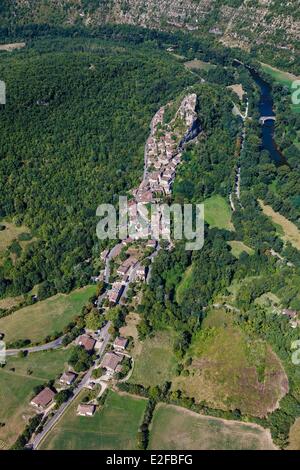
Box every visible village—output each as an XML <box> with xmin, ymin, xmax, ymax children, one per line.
<box><xmin>25</xmin><ymin>93</ymin><xmax>201</xmax><ymax>444</ymax></box>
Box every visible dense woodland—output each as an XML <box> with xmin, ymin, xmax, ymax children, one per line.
<box><xmin>0</xmin><ymin>35</ymin><xmax>195</xmax><ymax>298</ymax></box>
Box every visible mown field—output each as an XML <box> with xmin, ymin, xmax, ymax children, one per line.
<box><xmin>172</xmin><ymin>323</ymin><xmax>288</xmax><ymax>417</ymax></box>
<box><xmin>40</xmin><ymin>390</ymin><xmax>147</xmax><ymax>450</ymax></box>
<box><xmin>287</xmin><ymin>417</ymin><xmax>300</xmax><ymax>450</ymax></box>
<box><xmin>149</xmin><ymin>404</ymin><xmax>276</xmax><ymax>450</ymax></box>
<box><xmin>259</xmin><ymin>200</ymin><xmax>300</xmax><ymax>251</ymax></box>
<box><xmin>0</xmin><ymin>285</ymin><xmax>96</xmax><ymax>345</ymax></box>
<box><xmin>129</xmin><ymin>330</ymin><xmax>178</xmax><ymax>387</ymax></box>
<box><xmin>228</xmin><ymin>241</ymin><xmax>254</xmax><ymax>258</ymax></box>
<box><xmin>0</xmin><ymin>348</ymin><xmax>71</xmax><ymax>448</ymax></box>
<box><xmin>204</xmin><ymin>195</ymin><xmax>234</xmax><ymax>231</ymax></box>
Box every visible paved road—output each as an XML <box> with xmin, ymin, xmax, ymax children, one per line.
<box><xmin>32</xmin><ymin>323</ymin><xmax>111</xmax><ymax>450</ymax></box>
<box><xmin>6</xmin><ymin>336</ymin><xmax>64</xmax><ymax>357</ymax></box>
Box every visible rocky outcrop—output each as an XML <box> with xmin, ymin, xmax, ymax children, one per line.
<box><xmin>6</xmin><ymin>1</ymin><xmax>299</xmax><ymax>60</ymax></box>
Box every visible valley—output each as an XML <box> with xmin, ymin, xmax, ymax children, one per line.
<box><xmin>0</xmin><ymin>12</ymin><xmax>299</xmax><ymax>453</ymax></box>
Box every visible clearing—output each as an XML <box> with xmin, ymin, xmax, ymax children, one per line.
<box><xmin>0</xmin><ymin>348</ymin><xmax>71</xmax><ymax>448</ymax></box>
<box><xmin>259</xmin><ymin>200</ymin><xmax>300</xmax><ymax>251</ymax></box>
<box><xmin>0</xmin><ymin>285</ymin><xmax>96</xmax><ymax>345</ymax></box>
<box><xmin>172</xmin><ymin>326</ymin><xmax>288</xmax><ymax>417</ymax></box>
<box><xmin>176</xmin><ymin>265</ymin><xmax>193</xmax><ymax>305</ymax></box>
<box><xmin>40</xmin><ymin>390</ymin><xmax>147</xmax><ymax>450</ymax></box>
<box><xmin>149</xmin><ymin>403</ymin><xmax>276</xmax><ymax>450</ymax></box>
<box><xmin>287</xmin><ymin>417</ymin><xmax>300</xmax><ymax>450</ymax></box>
<box><xmin>227</xmin><ymin>84</ymin><xmax>245</xmax><ymax>101</ymax></box>
<box><xmin>204</xmin><ymin>195</ymin><xmax>234</xmax><ymax>231</ymax></box>
<box><xmin>228</xmin><ymin>241</ymin><xmax>254</xmax><ymax>258</ymax></box>
<box><xmin>129</xmin><ymin>330</ymin><xmax>178</xmax><ymax>387</ymax></box>
<box><xmin>184</xmin><ymin>59</ymin><xmax>215</xmax><ymax>71</ymax></box>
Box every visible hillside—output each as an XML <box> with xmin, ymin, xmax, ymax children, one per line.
<box><xmin>1</xmin><ymin>1</ymin><xmax>299</xmax><ymax>72</ymax></box>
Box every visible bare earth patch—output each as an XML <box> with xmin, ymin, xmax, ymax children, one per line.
<box><xmin>0</xmin><ymin>43</ymin><xmax>26</xmax><ymax>52</ymax></box>
<box><xmin>227</xmin><ymin>84</ymin><xmax>245</xmax><ymax>101</ymax></box>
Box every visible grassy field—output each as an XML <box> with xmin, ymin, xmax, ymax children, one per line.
<box><xmin>176</xmin><ymin>265</ymin><xmax>193</xmax><ymax>305</ymax></box>
<box><xmin>204</xmin><ymin>195</ymin><xmax>234</xmax><ymax>231</ymax></box>
<box><xmin>129</xmin><ymin>330</ymin><xmax>178</xmax><ymax>387</ymax></box>
<box><xmin>40</xmin><ymin>390</ymin><xmax>147</xmax><ymax>450</ymax></box>
<box><xmin>261</xmin><ymin>62</ymin><xmax>299</xmax><ymax>88</ymax></box>
<box><xmin>0</xmin><ymin>348</ymin><xmax>71</xmax><ymax>448</ymax></box>
<box><xmin>149</xmin><ymin>404</ymin><xmax>276</xmax><ymax>450</ymax></box>
<box><xmin>0</xmin><ymin>285</ymin><xmax>96</xmax><ymax>345</ymax></box>
<box><xmin>173</xmin><ymin>326</ymin><xmax>288</xmax><ymax>417</ymax></box>
<box><xmin>0</xmin><ymin>220</ymin><xmax>34</xmax><ymax>266</ymax></box>
<box><xmin>287</xmin><ymin>417</ymin><xmax>300</xmax><ymax>450</ymax></box>
<box><xmin>202</xmin><ymin>308</ymin><xmax>234</xmax><ymax>329</ymax></box>
<box><xmin>259</xmin><ymin>200</ymin><xmax>300</xmax><ymax>251</ymax></box>
<box><xmin>184</xmin><ymin>59</ymin><xmax>215</xmax><ymax>71</ymax></box>
<box><xmin>228</xmin><ymin>241</ymin><xmax>254</xmax><ymax>258</ymax></box>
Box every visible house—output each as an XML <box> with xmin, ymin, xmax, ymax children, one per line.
<box><xmin>117</xmin><ymin>265</ymin><xmax>129</xmax><ymax>276</ymax></box>
<box><xmin>77</xmin><ymin>404</ymin><xmax>96</xmax><ymax>417</ymax></box>
<box><xmin>31</xmin><ymin>387</ymin><xmax>55</xmax><ymax>411</ymax></box>
<box><xmin>146</xmin><ymin>239</ymin><xmax>157</xmax><ymax>249</ymax></box>
<box><xmin>113</xmin><ymin>336</ymin><xmax>128</xmax><ymax>351</ymax></box>
<box><xmin>108</xmin><ymin>282</ymin><xmax>124</xmax><ymax>304</ymax></box>
<box><xmin>59</xmin><ymin>371</ymin><xmax>77</xmax><ymax>386</ymax></box>
<box><xmin>100</xmin><ymin>249</ymin><xmax>109</xmax><ymax>261</ymax></box>
<box><xmin>282</xmin><ymin>309</ymin><xmax>298</xmax><ymax>319</ymax></box>
<box><xmin>101</xmin><ymin>352</ymin><xmax>123</xmax><ymax>373</ymax></box>
<box><xmin>137</xmin><ymin>190</ymin><xmax>153</xmax><ymax>204</ymax></box>
<box><xmin>122</xmin><ymin>256</ymin><xmax>138</xmax><ymax>269</ymax></box>
<box><xmin>136</xmin><ymin>265</ymin><xmax>146</xmax><ymax>281</ymax></box>
<box><xmin>78</xmin><ymin>334</ymin><xmax>96</xmax><ymax>352</ymax></box>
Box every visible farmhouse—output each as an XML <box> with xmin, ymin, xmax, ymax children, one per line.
<box><xmin>101</xmin><ymin>352</ymin><xmax>123</xmax><ymax>374</ymax></box>
<box><xmin>77</xmin><ymin>404</ymin><xmax>96</xmax><ymax>417</ymax></box>
<box><xmin>78</xmin><ymin>334</ymin><xmax>96</xmax><ymax>352</ymax></box>
<box><xmin>113</xmin><ymin>336</ymin><xmax>128</xmax><ymax>351</ymax></box>
<box><xmin>59</xmin><ymin>371</ymin><xmax>77</xmax><ymax>386</ymax></box>
<box><xmin>31</xmin><ymin>387</ymin><xmax>55</xmax><ymax>411</ymax></box>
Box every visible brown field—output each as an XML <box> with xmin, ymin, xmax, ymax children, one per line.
<box><xmin>287</xmin><ymin>418</ymin><xmax>300</xmax><ymax>450</ymax></box>
<box><xmin>227</xmin><ymin>84</ymin><xmax>245</xmax><ymax>101</ymax></box>
<box><xmin>259</xmin><ymin>200</ymin><xmax>300</xmax><ymax>250</ymax></box>
<box><xmin>0</xmin><ymin>43</ymin><xmax>26</xmax><ymax>52</ymax></box>
<box><xmin>149</xmin><ymin>404</ymin><xmax>276</xmax><ymax>450</ymax></box>
<box><xmin>0</xmin><ymin>295</ymin><xmax>24</xmax><ymax>310</ymax></box>
<box><xmin>173</xmin><ymin>326</ymin><xmax>288</xmax><ymax>417</ymax></box>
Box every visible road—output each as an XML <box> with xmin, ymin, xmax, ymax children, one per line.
<box><xmin>6</xmin><ymin>336</ymin><xmax>64</xmax><ymax>357</ymax></box>
<box><xmin>32</xmin><ymin>322</ymin><xmax>111</xmax><ymax>450</ymax></box>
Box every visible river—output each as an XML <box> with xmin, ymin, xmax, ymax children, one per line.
<box><xmin>247</xmin><ymin>67</ymin><xmax>285</xmax><ymax>165</ymax></box>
